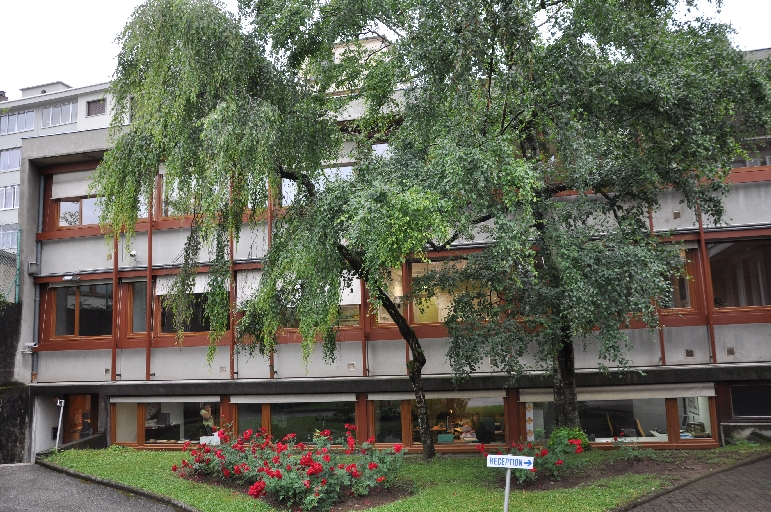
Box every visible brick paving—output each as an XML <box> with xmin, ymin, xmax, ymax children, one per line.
<box><xmin>634</xmin><ymin>456</ymin><xmax>771</xmax><ymax>512</ymax></box>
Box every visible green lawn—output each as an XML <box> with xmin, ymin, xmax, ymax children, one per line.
<box><xmin>44</xmin><ymin>443</ymin><xmax>771</xmax><ymax>512</ymax></box>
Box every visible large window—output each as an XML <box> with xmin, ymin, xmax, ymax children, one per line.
<box><xmin>677</xmin><ymin>397</ymin><xmax>712</xmax><ymax>439</ymax></box>
<box><xmin>160</xmin><ymin>292</ymin><xmax>210</xmax><ymax>333</ymax></box>
<box><xmin>54</xmin><ymin>284</ymin><xmax>113</xmax><ymax>337</ymax></box>
<box><xmin>0</xmin><ymin>110</ymin><xmax>34</xmax><ymax>134</ymax></box>
<box><xmin>42</xmin><ymin>101</ymin><xmax>78</xmax><ymax>128</ymax></box>
<box><xmin>237</xmin><ymin>404</ymin><xmax>263</xmax><ymax>435</ymax></box>
<box><xmin>131</xmin><ymin>281</ymin><xmax>149</xmax><ymax>333</ymax></box>
<box><xmin>731</xmin><ymin>384</ymin><xmax>771</xmax><ymax>417</ymax></box>
<box><xmin>0</xmin><ymin>185</ymin><xmax>19</xmax><ymax>210</ymax></box>
<box><xmin>373</xmin><ymin>400</ymin><xmax>402</xmax><ymax>443</ymax></box>
<box><xmin>270</xmin><ymin>402</ymin><xmax>355</xmax><ymax>443</ymax></box>
<box><xmin>709</xmin><ymin>240</ymin><xmax>771</xmax><ymax>308</ymax></box>
<box><xmin>410</xmin><ymin>397</ymin><xmax>505</xmax><ymax>444</ymax></box>
<box><xmin>376</xmin><ymin>268</ymin><xmax>404</xmax><ymax>324</ymax></box>
<box><xmin>0</xmin><ymin>148</ymin><xmax>21</xmax><ymax>172</ymax></box>
<box><xmin>662</xmin><ymin>250</ymin><xmax>691</xmax><ymax>309</ymax></box>
<box><xmin>57</xmin><ymin>197</ymin><xmax>101</xmax><ymax>227</ymax></box>
<box><xmin>144</xmin><ymin>401</ymin><xmax>220</xmax><ymax>445</ymax></box>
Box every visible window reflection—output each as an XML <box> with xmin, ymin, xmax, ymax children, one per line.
<box><xmin>376</xmin><ymin>268</ymin><xmax>403</xmax><ymax>324</ymax></box>
<box><xmin>160</xmin><ymin>293</ymin><xmax>211</xmax><ymax>333</ymax></box>
<box><xmin>54</xmin><ymin>284</ymin><xmax>113</xmax><ymax>337</ymax></box>
<box><xmin>411</xmin><ymin>397</ymin><xmax>505</xmax><ymax>444</ymax></box>
<box><xmin>270</xmin><ymin>402</ymin><xmax>355</xmax><ymax>443</ymax></box>
<box><xmin>709</xmin><ymin>240</ymin><xmax>771</xmax><ymax>307</ymax></box>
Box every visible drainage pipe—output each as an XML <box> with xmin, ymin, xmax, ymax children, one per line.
<box><xmin>31</xmin><ymin>172</ymin><xmax>44</xmax><ymax>379</ymax></box>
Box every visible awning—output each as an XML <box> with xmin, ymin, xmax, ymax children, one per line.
<box><xmin>518</xmin><ymin>383</ymin><xmax>715</xmax><ymax>402</ymax></box>
<box><xmin>230</xmin><ymin>393</ymin><xmax>357</xmax><ymax>404</ymax></box>
<box><xmin>110</xmin><ymin>395</ymin><xmax>220</xmax><ymax>403</ymax></box>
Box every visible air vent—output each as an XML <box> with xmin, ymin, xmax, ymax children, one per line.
<box><xmin>672</xmin><ymin>210</ymin><xmax>682</xmax><ymax>219</ymax></box>
<box><xmin>347</xmin><ymin>362</ymin><xmax>356</xmax><ymax>371</ymax></box>
<box><xmin>726</xmin><ymin>347</ymin><xmax>735</xmax><ymax>357</ymax></box>
<box><xmin>685</xmin><ymin>349</ymin><xmax>695</xmax><ymax>358</ymax></box>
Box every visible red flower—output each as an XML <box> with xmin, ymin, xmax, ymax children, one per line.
<box><xmin>527</xmin><ymin>443</ymin><xmax>533</xmax><ymax>449</ymax></box>
<box><xmin>393</xmin><ymin>443</ymin><xmax>403</xmax><ymax>453</ymax></box>
<box><xmin>476</xmin><ymin>444</ymin><xmax>486</xmax><ymax>453</ymax></box>
<box><xmin>321</xmin><ymin>478</ymin><xmax>327</xmax><ymax>485</ymax></box>
<box><xmin>376</xmin><ymin>476</ymin><xmax>386</xmax><ymax>483</ymax></box>
<box><xmin>555</xmin><ymin>459</ymin><xmax>564</xmax><ymax>466</ymax></box>
<box><xmin>344</xmin><ymin>423</ymin><xmax>358</xmax><ymax>431</ymax></box>
<box><xmin>283</xmin><ymin>433</ymin><xmax>296</xmax><ymax>441</ymax></box>
<box><xmin>540</xmin><ymin>449</ymin><xmax>548</xmax><ymax>457</ymax></box>
<box><xmin>338</xmin><ymin>464</ymin><xmax>345</xmax><ymax>469</ymax></box>
<box><xmin>303</xmin><ymin>479</ymin><xmax>311</xmax><ymax>489</ymax></box>
<box><xmin>529</xmin><ymin>467</ymin><xmax>537</xmax><ymax>473</ymax></box>
<box><xmin>248</xmin><ymin>480</ymin><xmax>266</xmax><ymax>498</ymax></box>
<box><xmin>323</xmin><ymin>454</ymin><xmax>331</xmax><ymax>462</ymax></box>
<box><xmin>243</xmin><ymin>429</ymin><xmax>253</xmax><ymax>441</ymax></box>
<box><xmin>234</xmin><ymin>465</ymin><xmax>242</xmax><ymax>475</ymax></box>
<box><xmin>171</xmin><ymin>465</ymin><xmax>178</xmax><ymax>472</ymax></box>
<box><xmin>320</xmin><ymin>429</ymin><xmax>331</xmax><ymax>437</ymax></box>
<box><xmin>367</xmin><ymin>436</ymin><xmax>375</xmax><ymax>444</ymax></box>
<box><xmin>222</xmin><ymin>468</ymin><xmax>231</xmax><ymax>477</ymax></box>
<box><xmin>368</xmin><ymin>462</ymin><xmax>379</xmax><ymax>471</ymax></box>
<box><xmin>575</xmin><ymin>446</ymin><xmax>584</xmax><ymax>454</ymax></box>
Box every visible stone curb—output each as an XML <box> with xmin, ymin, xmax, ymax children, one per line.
<box><xmin>35</xmin><ymin>457</ymin><xmax>200</xmax><ymax>512</ymax></box>
<box><xmin>612</xmin><ymin>449</ymin><xmax>771</xmax><ymax>512</ymax></box>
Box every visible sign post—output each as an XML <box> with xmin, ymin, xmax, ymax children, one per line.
<box><xmin>486</xmin><ymin>454</ymin><xmax>535</xmax><ymax>512</ymax></box>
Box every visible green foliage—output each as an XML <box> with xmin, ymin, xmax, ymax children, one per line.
<box><xmin>611</xmin><ymin>439</ymin><xmax>657</xmax><ymax>461</ymax></box>
<box><xmin>549</xmin><ymin>427</ymin><xmax>591</xmax><ymax>452</ymax></box>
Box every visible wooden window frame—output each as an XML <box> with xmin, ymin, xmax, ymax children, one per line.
<box><xmin>50</xmin><ymin>284</ymin><xmax>113</xmax><ymax>340</ymax></box>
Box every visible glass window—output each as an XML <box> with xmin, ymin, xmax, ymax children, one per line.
<box><xmin>160</xmin><ymin>292</ymin><xmax>210</xmax><ymax>333</ymax></box>
<box><xmin>709</xmin><ymin>240</ymin><xmax>771</xmax><ymax>307</ymax></box>
<box><xmin>52</xmin><ymin>105</ymin><xmax>61</xmax><ymax>126</ymax></box>
<box><xmin>0</xmin><ymin>148</ymin><xmax>21</xmax><ymax>172</ymax></box>
<box><xmin>411</xmin><ymin>397</ymin><xmax>505</xmax><ymax>444</ymax></box>
<box><xmin>131</xmin><ymin>282</ymin><xmax>148</xmax><ymax>333</ymax></box>
<box><xmin>87</xmin><ymin>99</ymin><xmax>106</xmax><ymax>116</ymax></box>
<box><xmin>42</xmin><ymin>106</ymin><xmax>51</xmax><ymax>127</ymax></box>
<box><xmin>338</xmin><ymin>278</ymin><xmax>361</xmax><ymax>327</ymax></box>
<box><xmin>144</xmin><ymin>401</ymin><xmax>220</xmax><ymax>445</ymax></box>
<box><xmin>0</xmin><ymin>224</ymin><xmax>18</xmax><ymax>250</ymax></box>
<box><xmin>16</xmin><ymin>113</ymin><xmax>25</xmax><ymax>132</ymax></box>
<box><xmin>7</xmin><ymin>113</ymin><xmax>16</xmax><ymax>133</ymax></box>
<box><xmin>0</xmin><ymin>115</ymin><xmax>6</xmax><ymax>134</ymax></box>
<box><xmin>58</xmin><ymin>200</ymin><xmax>80</xmax><ymax>226</ymax></box>
<box><xmin>26</xmin><ymin>110</ymin><xmax>35</xmax><ymax>130</ymax></box>
<box><xmin>236</xmin><ymin>404</ymin><xmax>263</xmax><ymax>435</ymax></box>
<box><xmin>731</xmin><ymin>385</ymin><xmax>771</xmax><ymax>417</ymax></box>
<box><xmin>529</xmin><ymin>398</ymin><xmax>669</xmax><ymax>443</ymax></box>
<box><xmin>270</xmin><ymin>402</ymin><xmax>355</xmax><ymax>443</ymax></box>
<box><xmin>376</xmin><ymin>267</ymin><xmax>404</xmax><ymax>324</ymax></box>
<box><xmin>65</xmin><ymin>394</ymin><xmax>94</xmax><ymax>443</ymax></box>
<box><xmin>115</xmin><ymin>402</ymin><xmax>138</xmax><ymax>443</ymax></box>
<box><xmin>374</xmin><ymin>400</ymin><xmax>402</xmax><ymax>443</ymax></box>
<box><xmin>663</xmin><ymin>250</ymin><xmax>691</xmax><ymax>309</ymax></box>
<box><xmin>81</xmin><ymin>197</ymin><xmax>100</xmax><ymax>225</ymax></box>
<box><xmin>677</xmin><ymin>397</ymin><xmax>712</xmax><ymax>439</ymax></box>
<box><xmin>61</xmin><ymin>103</ymin><xmax>71</xmax><ymax>124</ymax></box>
<box><xmin>281</xmin><ymin>178</ymin><xmax>297</xmax><ymax>206</ymax></box>
<box><xmin>53</xmin><ymin>284</ymin><xmax>113</xmax><ymax>337</ymax></box>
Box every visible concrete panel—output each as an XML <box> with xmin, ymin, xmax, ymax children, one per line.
<box><xmin>150</xmin><ymin>346</ymin><xmax>230</xmax><ymax>380</ymax></box>
<box><xmin>118</xmin><ymin>349</ymin><xmax>146</xmax><ymax>381</ymax></box>
<box><xmin>705</xmin><ymin>182</ymin><xmax>771</xmax><ymax>228</ymax></box>
<box><xmin>0</xmin><ymin>132</ymin><xmax>24</xmax><ymax>150</ymax></box>
<box><xmin>273</xmin><ymin>341</ymin><xmax>362</xmax><ymax>378</ymax></box>
<box><xmin>41</xmin><ymin>237</ymin><xmax>113</xmax><ymax>275</ymax></box>
<box><xmin>235</xmin><ymin>348</ymin><xmax>271</xmax><ymax>379</ymax></box>
<box><xmin>37</xmin><ymin>350</ymin><xmax>112</xmax><ymax>382</ymax></box>
<box><xmin>234</xmin><ymin>223</ymin><xmax>268</xmax><ymax>261</ymax></box>
<box><xmin>118</xmin><ymin>233</ymin><xmax>148</xmax><ymax>268</ymax></box>
<box><xmin>32</xmin><ymin>394</ymin><xmax>61</xmax><ymax>455</ymax></box>
<box><xmin>0</xmin><ymin>169</ymin><xmax>20</xmax><ymax>187</ymax></box>
<box><xmin>367</xmin><ymin>339</ymin><xmax>407</xmax><ymax>376</ymax></box>
<box><xmin>0</xmin><ymin>209</ymin><xmax>19</xmax><ymax>225</ymax></box>
<box><xmin>77</xmin><ymin>92</ymin><xmax>113</xmax><ymax>132</ymax></box>
<box><xmin>573</xmin><ymin>329</ymin><xmax>662</xmax><ymax>369</ymax></box>
<box><xmin>651</xmin><ymin>189</ymin><xmax>699</xmax><ymax>232</ymax></box>
<box><xmin>663</xmin><ymin>325</ymin><xmax>712</xmax><ymax>365</ymax></box>
<box><xmin>151</xmin><ymin>228</ymin><xmax>219</xmax><ymax>266</ymax></box>
<box><xmin>421</xmin><ymin>337</ymin><xmax>450</xmax><ymax>375</ymax></box>
<box><xmin>714</xmin><ymin>323</ymin><xmax>771</xmax><ymax>363</ymax></box>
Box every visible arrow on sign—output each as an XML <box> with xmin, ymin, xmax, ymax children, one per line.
<box><xmin>523</xmin><ymin>460</ymin><xmax>532</xmax><ymax>467</ymax></box>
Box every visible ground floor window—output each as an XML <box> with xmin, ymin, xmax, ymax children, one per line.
<box><xmin>144</xmin><ymin>401</ymin><xmax>220</xmax><ymax>445</ymax></box>
<box><xmin>115</xmin><ymin>402</ymin><xmax>137</xmax><ymax>443</ymax></box>
<box><xmin>678</xmin><ymin>397</ymin><xmax>712</xmax><ymax>439</ymax></box>
<box><xmin>731</xmin><ymin>384</ymin><xmax>771</xmax><ymax>418</ymax></box>
<box><xmin>270</xmin><ymin>402</ymin><xmax>355</xmax><ymax>443</ymax></box>
<box><xmin>411</xmin><ymin>397</ymin><xmax>505</xmax><ymax>445</ymax></box>
<box><xmin>236</xmin><ymin>403</ymin><xmax>263</xmax><ymax>434</ymax></box>
<box><xmin>64</xmin><ymin>394</ymin><xmax>96</xmax><ymax>444</ymax></box>
<box><xmin>373</xmin><ymin>400</ymin><xmax>402</xmax><ymax>443</ymax></box>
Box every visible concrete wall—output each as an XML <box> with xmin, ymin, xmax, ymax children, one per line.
<box><xmin>714</xmin><ymin>323</ymin><xmax>771</xmax><ymax>363</ymax></box>
<box><xmin>36</xmin><ymin>350</ymin><xmax>113</xmax><ymax>383</ymax></box>
<box><xmin>117</xmin><ymin>349</ymin><xmax>147</xmax><ymax>381</ymax></box>
<box><xmin>367</xmin><ymin>339</ymin><xmax>406</xmax><ymax>376</ymax></box>
<box><xmin>706</xmin><ymin>181</ymin><xmax>771</xmax><ymax>229</ymax></box>
<box><xmin>150</xmin><ymin>346</ymin><xmax>230</xmax><ymax>380</ymax></box>
<box><xmin>40</xmin><ymin>237</ymin><xmax>113</xmax><ymax>274</ymax></box>
<box><xmin>273</xmin><ymin>341</ymin><xmax>363</xmax><ymax>378</ymax></box>
<box><xmin>573</xmin><ymin>328</ymin><xmax>663</xmax><ymax>369</ymax></box>
<box><xmin>663</xmin><ymin>325</ymin><xmax>712</xmax><ymax>365</ymax></box>
<box><xmin>0</xmin><ymin>383</ymin><xmax>29</xmax><ymax>463</ymax></box>
<box><xmin>235</xmin><ymin>349</ymin><xmax>271</xmax><ymax>379</ymax></box>
<box><xmin>31</xmin><ymin>394</ymin><xmax>60</xmax><ymax>455</ymax></box>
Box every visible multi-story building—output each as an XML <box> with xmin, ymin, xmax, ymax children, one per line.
<box><xmin>10</xmin><ymin>70</ymin><xmax>771</xmax><ymax>461</ymax></box>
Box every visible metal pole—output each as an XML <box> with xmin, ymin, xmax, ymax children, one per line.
<box><xmin>503</xmin><ymin>467</ymin><xmax>511</xmax><ymax>512</ymax></box>
<box><xmin>56</xmin><ymin>399</ymin><xmax>65</xmax><ymax>449</ymax></box>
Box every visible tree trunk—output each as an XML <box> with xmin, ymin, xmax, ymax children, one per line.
<box><xmin>553</xmin><ymin>324</ymin><xmax>580</xmax><ymax>428</ymax></box>
<box><xmin>336</xmin><ymin>245</ymin><xmax>435</xmax><ymax>459</ymax></box>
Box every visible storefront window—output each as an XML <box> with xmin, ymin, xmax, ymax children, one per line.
<box><xmin>237</xmin><ymin>404</ymin><xmax>263</xmax><ymax>435</ymax></box>
<box><xmin>709</xmin><ymin>240</ymin><xmax>771</xmax><ymax>307</ymax></box>
<box><xmin>270</xmin><ymin>402</ymin><xmax>355</xmax><ymax>443</ymax></box>
<box><xmin>144</xmin><ymin>401</ymin><xmax>220</xmax><ymax>445</ymax></box>
<box><xmin>411</xmin><ymin>397</ymin><xmax>505</xmax><ymax>444</ymax></box>
<box><xmin>677</xmin><ymin>397</ymin><xmax>712</xmax><ymax>439</ymax></box>
<box><xmin>373</xmin><ymin>400</ymin><xmax>402</xmax><ymax>443</ymax></box>
<box><xmin>529</xmin><ymin>399</ymin><xmax>669</xmax><ymax>443</ymax></box>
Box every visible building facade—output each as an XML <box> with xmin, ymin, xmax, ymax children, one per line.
<box><xmin>10</xmin><ymin>77</ymin><xmax>771</xmax><ymax>460</ymax></box>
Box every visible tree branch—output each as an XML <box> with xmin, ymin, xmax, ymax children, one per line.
<box><xmin>279</xmin><ymin>167</ymin><xmax>316</xmax><ymax>197</ymax></box>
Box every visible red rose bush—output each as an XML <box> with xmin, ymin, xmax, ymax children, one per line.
<box><xmin>173</xmin><ymin>424</ymin><xmax>404</xmax><ymax>511</ymax></box>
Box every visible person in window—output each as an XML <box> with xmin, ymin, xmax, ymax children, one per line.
<box><xmin>200</xmin><ymin>404</ymin><xmax>214</xmax><ymax>435</ymax></box>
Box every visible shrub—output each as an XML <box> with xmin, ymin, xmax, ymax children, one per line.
<box><xmin>479</xmin><ymin>435</ymin><xmax>586</xmax><ymax>485</ymax></box>
<box><xmin>549</xmin><ymin>427</ymin><xmax>590</xmax><ymax>452</ymax></box>
<box><xmin>173</xmin><ymin>424</ymin><xmax>404</xmax><ymax>512</ymax></box>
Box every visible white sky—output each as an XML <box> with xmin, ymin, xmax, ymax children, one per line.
<box><xmin>2</xmin><ymin>0</ymin><xmax>770</xmax><ymax>102</ymax></box>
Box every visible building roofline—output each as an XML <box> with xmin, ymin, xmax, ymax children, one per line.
<box><xmin>1</xmin><ymin>82</ymin><xmax>111</xmax><ymax>110</ymax></box>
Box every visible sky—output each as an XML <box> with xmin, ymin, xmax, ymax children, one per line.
<box><xmin>2</xmin><ymin>0</ymin><xmax>770</xmax><ymax>102</ymax></box>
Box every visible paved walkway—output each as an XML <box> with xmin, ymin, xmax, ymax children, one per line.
<box><xmin>633</xmin><ymin>456</ymin><xmax>771</xmax><ymax>512</ymax></box>
<box><xmin>0</xmin><ymin>464</ymin><xmax>178</xmax><ymax>512</ymax></box>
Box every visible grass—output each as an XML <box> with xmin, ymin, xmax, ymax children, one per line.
<box><xmin>44</xmin><ymin>443</ymin><xmax>771</xmax><ymax>512</ymax></box>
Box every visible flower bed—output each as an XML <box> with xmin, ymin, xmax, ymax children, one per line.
<box><xmin>173</xmin><ymin>424</ymin><xmax>404</xmax><ymax>511</ymax></box>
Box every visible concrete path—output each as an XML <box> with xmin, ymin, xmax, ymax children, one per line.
<box><xmin>0</xmin><ymin>464</ymin><xmax>178</xmax><ymax>512</ymax></box>
<box><xmin>633</xmin><ymin>456</ymin><xmax>771</xmax><ymax>512</ymax></box>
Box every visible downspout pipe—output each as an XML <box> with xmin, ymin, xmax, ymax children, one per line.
<box><xmin>31</xmin><ymin>172</ymin><xmax>44</xmax><ymax>379</ymax></box>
